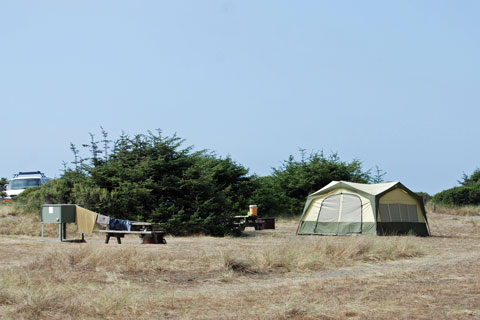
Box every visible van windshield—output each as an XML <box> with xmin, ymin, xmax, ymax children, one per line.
<box><xmin>10</xmin><ymin>179</ymin><xmax>41</xmax><ymax>190</ymax></box>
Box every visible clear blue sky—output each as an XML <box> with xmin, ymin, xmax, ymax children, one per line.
<box><xmin>1</xmin><ymin>1</ymin><xmax>479</xmax><ymax>195</ymax></box>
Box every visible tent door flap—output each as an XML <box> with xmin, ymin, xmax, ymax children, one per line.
<box><xmin>314</xmin><ymin>194</ymin><xmax>362</xmax><ymax>234</ymax></box>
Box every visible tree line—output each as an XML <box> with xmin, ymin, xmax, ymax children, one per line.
<box><xmin>14</xmin><ymin>129</ymin><xmax>381</xmax><ymax>235</ymax></box>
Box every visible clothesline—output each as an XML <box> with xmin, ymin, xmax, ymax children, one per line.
<box><xmin>75</xmin><ymin>206</ymin><xmax>132</xmax><ymax>235</ymax></box>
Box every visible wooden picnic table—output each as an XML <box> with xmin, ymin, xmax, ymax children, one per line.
<box><xmin>94</xmin><ymin>221</ymin><xmax>166</xmax><ymax>244</ymax></box>
<box><xmin>229</xmin><ymin>215</ymin><xmax>275</xmax><ymax>236</ymax></box>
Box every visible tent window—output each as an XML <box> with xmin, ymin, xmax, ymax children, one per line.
<box><xmin>379</xmin><ymin>203</ymin><xmax>419</xmax><ymax>222</ymax></box>
<box><xmin>389</xmin><ymin>204</ymin><xmax>402</xmax><ymax>222</ymax></box>
<box><xmin>379</xmin><ymin>204</ymin><xmax>391</xmax><ymax>222</ymax></box>
<box><xmin>340</xmin><ymin>194</ymin><xmax>362</xmax><ymax>222</ymax></box>
<box><xmin>399</xmin><ymin>204</ymin><xmax>408</xmax><ymax>221</ymax></box>
<box><xmin>407</xmin><ymin>205</ymin><xmax>418</xmax><ymax>222</ymax></box>
<box><xmin>317</xmin><ymin>194</ymin><xmax>341</xmax><ymax>222</ymax></box>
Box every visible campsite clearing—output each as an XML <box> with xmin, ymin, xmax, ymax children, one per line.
<box><xmin>0</xmin><ymin>209</ymin><xmax>479</xmax><ymax>319</ymax></box>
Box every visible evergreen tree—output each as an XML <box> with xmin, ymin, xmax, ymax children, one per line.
<box><xmin>251</xmin><ymin>151</ymin><xmax>372</xmax><ymax>217</ymax></box>
<box><xmin>459</xmin><ymin>169</ymin><xmax>480</xmax><ymax>187</ymax></box>
<box><xmin>16</xmin><ymin>130</ymin><xmax>253</xmax><ymax>235</ymax></box>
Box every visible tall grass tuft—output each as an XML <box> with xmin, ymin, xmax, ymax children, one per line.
<box><xmin>223</xmin><ymin>236</ymin><xmax>423</xmax><ymax>273</ymax></box>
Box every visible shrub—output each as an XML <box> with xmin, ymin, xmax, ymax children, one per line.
<box><xmin>432</xmin><ymin>186</ymin><xmax>480</xmax><ymax>206</ymax></box>
<box><xmin>0</xmin><ymin>177</ymin><xmax>8</xmax><ymax>197</ymax></box>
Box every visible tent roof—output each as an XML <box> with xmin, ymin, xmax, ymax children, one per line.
<box><xmin>310</xmin><ymin>181</ymin><xmax>400</xmax><ymax>197</ymax></box>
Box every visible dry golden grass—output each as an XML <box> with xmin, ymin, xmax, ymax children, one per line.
<box><xmin>0</xmin><ymin>203</ymin><xmax>77</xmax><ymax>237</ymax></box>
<box><xmin>426</xmin><ymin>201</ymin><xmax>480</xmax><ymax>216</ymax></box>
<box><xmin>221</xmin><ymin>236</ymin><xmax>422</xmax><ymax>274</ymax></box>
<box><xmin>0</xmin><ymin>208</ymin><xmax>479</xmax><ymax>319</ymax></box>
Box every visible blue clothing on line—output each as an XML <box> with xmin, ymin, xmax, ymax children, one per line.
<box><xmin>109</xmin><ymin>218</ymin><xmax>131</xmax><ymax>231</ymax></box>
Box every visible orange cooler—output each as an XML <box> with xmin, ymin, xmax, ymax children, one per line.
<box><xmin>249</xmin><ymin>205</ymin><xmax>258</xmax><ymax>216</ymax></box>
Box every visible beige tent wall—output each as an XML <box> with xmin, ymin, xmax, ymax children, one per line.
<box><xmin>302</xmin><ymin>188</ymin><xmax>374</xmax><ymax>223</ymax></box>
<box><xmin>378</xmin><ymin>188</ymin><xmax>425</xmax><ymax>223</ymax></box>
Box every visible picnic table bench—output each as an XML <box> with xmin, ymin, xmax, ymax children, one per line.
<box><xmin>94</xmin><ymin>222</ymin><xmax>167</xmax><ymax>244</ymax></box>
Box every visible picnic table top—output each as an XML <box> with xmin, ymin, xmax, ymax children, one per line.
<box><xmin>93</xmin><ymin>229</ymin><xmax>165</xmax><ymax>235</ymax></box>
<box><xmin>131</xmin><ymin>221</ymin><xmax>159</xmax><ymax>226</ymax></box>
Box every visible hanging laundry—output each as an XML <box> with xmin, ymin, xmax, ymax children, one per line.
<box><xmin>109</xmin><ymin>218</ymin><xmax>131</xmax><ymax>231</ymax></box>
<box><xmin>96</xmin><ymin>213</ymin><xmax>110</xmax><ymax>227</ymax></box>
<box><xmin>75</xmin><ymin>206</ymin><xmax>98</xmax><ymax>235</ymax></box>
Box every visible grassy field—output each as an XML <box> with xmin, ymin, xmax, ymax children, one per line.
<box><xmin>0</xmin><ymin>204</ymin><xmax>479</xmax><ymax>319</ymax></box>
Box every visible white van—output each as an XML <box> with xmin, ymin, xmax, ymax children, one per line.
<box><xmin>4</xmin><ymin>171</ymin><xmax>51</xmax><ymax>201</ymax></box>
